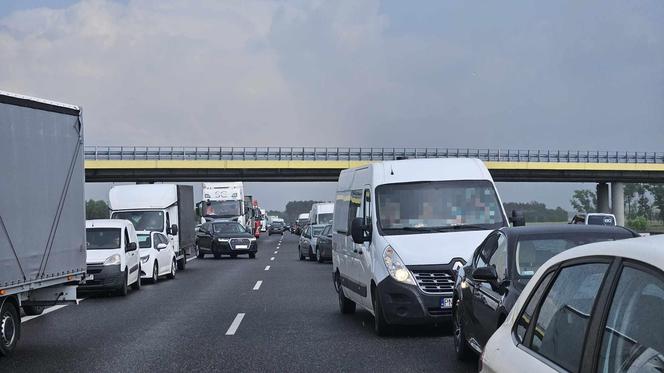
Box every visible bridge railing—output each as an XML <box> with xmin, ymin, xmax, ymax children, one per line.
<box><xmin>84</xmin><ymin>146</ymin><xmax>664</xmax><ymax>163</ymax></box>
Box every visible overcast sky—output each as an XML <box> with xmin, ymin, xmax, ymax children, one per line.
<box><xmin>1</xmin><ymin>0</ymin><xmax>662</xmax><ymax>211</ymax></box>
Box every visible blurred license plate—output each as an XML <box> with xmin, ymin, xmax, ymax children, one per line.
<box><xmin>441</xmin><ymin>297</ymin><xmax>452</xmax><ymax>309</ymax></box>
<box><xmin>235</xmin><ymin>245</ymin><xmax>248</xmax><ymax>249</ymax></box>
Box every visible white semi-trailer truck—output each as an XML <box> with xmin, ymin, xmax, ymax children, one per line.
<box><xmin>109</xmin><ymin>184</ymin><xmax>196</xmax><ymax>271</ymax></box>
<box><xmin>0</xmin><ymin>91</ymin><xmax>86</xmax><ymax>356</ymax></box>
<box><xmin>198</xmin><ymin>182</ymin><xmax>252</xmax><ymax>231</ymax></box>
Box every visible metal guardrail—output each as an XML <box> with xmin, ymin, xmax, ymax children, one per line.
<box><xmin>84</xmin><ymin>146</ymin><xmax>664</xmax><ymax>163</ymax></box>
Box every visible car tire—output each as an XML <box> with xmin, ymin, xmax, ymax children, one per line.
<box><xmin>372</xmin><ymin>291</ymin><xmax>390</xmax><ymax>336</ymax></box>
<box><xmin>150</xmin><ymin>262</ymin><xmax>159</xmax><ymax>283</ymax></box>
<box><xmin>22</xmin><ymin>305</ymin><xmax>45</xmax><ymax>316</ymax></box>
<box><xmin>337</xmin><ymin>275</ymin><xmax>356</xmax><ymax>314</ymax></box>
<box><xmin>131</xmin><ymin>267</ymin><xmax>141</xmax><ymax>290</ymax></box>
<box><xmin>177</xmin><ymin>255</ymin><xmax>186</xmax><ymax>270</ymax></box>
<box><xmin>0</xmin><ymin>301</ymin><xmax>20</xmax><ymax>356</ymax></box>
<box><xmin>316</xmin><ymin>247</ymin><xmax>323</xmax><ymax>263</ymax></box>
<box><xmin>249</xmin><ymin>253</ymin><xmax>256</xmax><ymax>259</ymax></box>
<box><xmin>117</xmin><ymin>271</ymin><xmax>129</xmax><ymax>297</ymax></box>
<box><xmin>166</xmin><ymin>259</ymin><xmax>176</xmax><ymax>279</ymax></box>
<box><xmin>453</xmin><ymin>299</ymin><xmax>473</xmax><ymax>361</ymax></box>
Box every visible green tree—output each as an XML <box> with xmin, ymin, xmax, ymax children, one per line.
<box><xmin>645</xmin><ymin>184</ymin><xmax>664</xmax><ymax>222</ymax></box>
<box><xmin>503</xmin><ymin>201</ymin><xmax>568</xmax><ymax>222</ymax></box>
<box><xmin>284</xmin><ymin>200</ymin><xmax>323</xmax><ymax>224</ymax></box>
<box><xmin>85</xmin><ymin>199</ymin><xmax>109</xmax><ymax>219</ymax></box>
<box><xmin>570</xmin><ymin>189</ymin><xmax>596</xmax><ymax>213</ymax></box>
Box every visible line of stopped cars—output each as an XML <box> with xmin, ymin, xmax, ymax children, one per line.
<box><xmin>290</xmin><ymin>157</ymin><xmax>663</xmax><ymax>373</ymax></box>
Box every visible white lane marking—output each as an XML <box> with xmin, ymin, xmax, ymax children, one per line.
<box><xmin>270</xmin><ymin>257</ymin><xmax>275</xmax><ymax>261</ymax></box>
<box><xmin>274</xmin><ymin>251</ymin><xmax>278</xmax><ymax>254</ymax></box>
<box><xmin>21</xmin><ymin>298</ymin><xmax>86</xmax><ymax>323</ymax></box>
<box><xmin>253</xmin><ymin>280</ymin><xmax>263</xmax><ymax>290</ymax></box>
<box><xmin>226</xmin><ymin>313</ymin><xmax>245</xmax><ymax>336</ymax></box>
<box><xmin>264</xmin><ymin>265</ymin><xmax>270</xmax><ymax>271</ymax></box>
<box><xmin>186</xmin><ymin>256</ymin><xmax>196</xmax><ymax>262</ymax></box>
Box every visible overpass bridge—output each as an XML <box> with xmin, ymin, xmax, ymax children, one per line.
<box><xmin>85</xmin><ymin>146</ymin><xmax>664</xmax><ymax>226</ymax></box>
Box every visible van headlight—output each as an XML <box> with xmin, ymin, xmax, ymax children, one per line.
<box><xmin>383</xmin><ymin>246</ymin><xmax>415</xmax><ymax>285</ymax></box>
<box><xmin>103</xmin><ymin>254</ymin><xmax>121</xmax><ymax>266</ymax></box>
<box><xmin>140</xmin><ymin>255</ymin><xmax>150</xmax><ymax>264</ymax></box>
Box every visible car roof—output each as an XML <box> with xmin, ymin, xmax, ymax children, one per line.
<box><xmin>543</xmin><ymin>234</ymin><xmax>664</xmax><ymax>270</ymax></box>
<box><xmin>86</xmin><ymin>219</ymin><xmax>133</xmax><ymax>229</ymax></box>
<box><xmin>210</xmin><ymin>219</ymin><xmax>241</xmax><ymax>224</ymax></box>
<box><xmin>499</xmin><ymin>224</ymin><xmax>636</xmax><ymax>236</ymax></box>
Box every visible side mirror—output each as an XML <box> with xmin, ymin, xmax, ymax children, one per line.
<box><xmin>509</xmin><ymin>210</ymin><xmax>525</xmax><ymax>227</ymax></box>
<box><xmin>351</xmin><ymin>217</ymin><xmax>371</xmax><ymax>244</ymax></box>
<box><xmin>473</xmin><ymin>266</ymin><xmax>498</xmax><ymax>282</ymax></box>
<box><xmin>126</xmin><ymin>242</ymin><xmax>137</xmax><ymax>252</ymax></box>
<box><xmin>169</xmin><ymin>224</ymin><xmax>179</xmax><ymax>235</ymax></box>
<box><xmin>157</xmin><ymin>243</ymin><xmax>168</xmax><ymax>250</ymax></box>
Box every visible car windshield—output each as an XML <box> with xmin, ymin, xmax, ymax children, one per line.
<box><xmin>587</xmin><ymin>215</ymin><xmax>615</xmax><ymax>226</ymax></box>
<box><xmin>515</xmin><ymin>232</ymin><xmax>628</xmax><ymax>277</ymax></box>
<box><xmin>312</xmin><ymin>226</ymin><xmax>325</xmax><ymax>236</ymax></box>
<box><xmin>203</xmin><ymin>200</ymin><xmax>242</xmax><ymax>218</ymax></box>
<box><xmin>376</xmin><ymin>180</ymin><xmax>506</xmax><ymax>234</ymax></box>
<box><xmin>86</xmin><ymin>228</ymin><xmax>121</xmax><ymax>250</ymax></box>
<box><xmin>213</xmin><ymin>222</ymin><xmax>246</xmax><ymax>234</ymax></box>
<box><xmin>317</xmin><ymin>213</ymin><xmax>333</xmax><ymax>225</ymax></box>
<box><xmin>272</xmin><ymin>222</ymin><xmax>283</xmax><ymax>227</ymax></box>
<box><xmin>111</xmin><ymin>211</ymin><xmax>164</xmax><ymax>232</ymax></box>
<box><xmin>137</xmin><ymin>234</ymin><xmax>152</xmax><ymax>249</ymax></box>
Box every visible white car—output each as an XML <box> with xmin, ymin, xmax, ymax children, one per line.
<box><xmin>480</xmin><ymin>235</ymin><xmax>664</xmax><ymax>373</ymax></box>
<box><xmin>137</xmin><ymin>231</ymin><xmax>177</xmax><ymax>283</ymax></box>
<box><xmin>82</xmin><ymin>219</ymin><xmax>142</xmax><ymax>296</ymax></box>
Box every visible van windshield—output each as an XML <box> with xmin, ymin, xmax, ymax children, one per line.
<box><xmin>111</xmin><ymin>211</ymin><xmax>164</xmax><ymax>232</ymax></box>
<box><xmin>86</xmin><ymin>228</ymin><xmax>121</xmax><ymax>250</ymax></box>
<box><xmin>317</xmin><ymin>213</ymin><xmax>333</xmax><ymax>225</ymax></box>
<box><xmin>376</xmin><ymin>180</ymin><xmax>506</xmax><ymax>234</ymax></box>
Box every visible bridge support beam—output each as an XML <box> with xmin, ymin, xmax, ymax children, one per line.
<box><xmin>611</xmin><ymin>182</ymin><xmax>625</xmax><ymax>226</ymax></box>
<box><xmin>597</xmin><ymin>182</ymin><xmax>610</xmax><ymax>213</ymax></box>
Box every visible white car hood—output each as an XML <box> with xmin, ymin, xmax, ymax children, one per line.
<box><xmin>383</xmin><ymin>230</ymin><xmax>492</xmax><ymax>265</ymax></box>
<box><xmin>86</xmin><ymin>249</ymin><xmax>120</xmax><ymax>264</ymax></box>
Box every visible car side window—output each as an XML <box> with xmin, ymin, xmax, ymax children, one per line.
<box><xmin>515</xmin><ymin>271</ymin><xmax>555</xmax><ymax>343</ymax></box>
<box><xmin>529</xmin><ymin>263</ymin><xmax>609</xmax><ymax>372</ymax></box>
<box><xmin>489</xmin><ymin>233</ymin><xmax>508</xmax><ymax>282</ymax></box>
<box><xmin>474</xmin><ymin>234</ymin><xmax>497</xmax><ymax>268</ymax></box>
<box><xmin>158</xmin><ymin>233</ymin><xmax>168</xmax><ymax>245</ymax></box>
<box><xmin>597</xmin><ymin>265</ymin><xmax>664</xmax><ymax>372</ymax></box>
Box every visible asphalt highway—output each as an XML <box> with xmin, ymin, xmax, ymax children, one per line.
<box><xmin>2</xmin><ymin>233</ymin><xmax>477</xmax><ymax>372</ymax></box>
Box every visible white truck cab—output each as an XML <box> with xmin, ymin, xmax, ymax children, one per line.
<box><xmin>310</xmin><ymin>202</ymin><xmax>335</xmax><ymax>225</ymax></box>
<box><xmin>82</xmin><ymin>219</ymin><xmax>141</xmax><ymax>296</ymax></box>
<box><xmin>332</xmin><ymin>158</ymin><xmax>508</xmax><ymax>335</ymax></box>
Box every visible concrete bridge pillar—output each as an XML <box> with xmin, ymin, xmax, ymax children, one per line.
<box><xmin>597</xmin><ymin>182</ymin><xmax>610</xmax><ymax>213</ymax></box>
<box><xmin>611</xmin><ymin>182</ymin><xmax>625</xmax><ymax>226</ymax></box>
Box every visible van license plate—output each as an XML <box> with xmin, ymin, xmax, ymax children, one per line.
<box><xmin>441</xmin><ymin>297</ymin><xmax>452</xmax><ymax>309</ymax></box>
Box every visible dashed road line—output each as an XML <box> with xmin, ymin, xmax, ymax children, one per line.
<box><xmin>225</xmin><ymin>313</ymin><xmax>245</xmax><ymax>335</ymax></box>
<box><xmin>270</xmin><ymin>257</ymin><xmax>275</xmax><ymax>261</ymax></box>
<box><xmin>264</xmin><ymin>265</ymin><xmax>270</xmax><ymax>271</ymax></box>
<box><xmin>274</xmin><ymin>251</ymin><xmax>278</xmax><ymax>254</ymax></box>
<box><xmin>253</xmin><ymin>281</ymin><xmax>263</xmax><ymax>290</ymax></box>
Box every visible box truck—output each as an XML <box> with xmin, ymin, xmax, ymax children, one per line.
<box><xmin>0</xmin><ymin>90</ymin><xmax>86</xmax><ymax>355</ymax></box>
<box><xmin>109</xmin><ymin>184</ymin><xmax>196</xmax><ymax>270</ymax></box>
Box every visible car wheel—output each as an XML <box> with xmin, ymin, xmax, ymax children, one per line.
<box><xmin>298</xmin><ymin>246</ymin><xmax>304</xmax><ymax>261</ymax></box>
<box><xmin>117</xmin><ymin>271</ymin><xmax>129</xmax><ymax>296</ymax></box>
<box><xmin>0</xmin><ymin>301</ymin><xmax>20</xmax><ymax>356</ymax></box>
<box><xmin>151</xmin><ymin>262</ymin><xmax>159</xmax><ymax>283</ymax></box>
<box><xmin>336</xmin><ymin>274</ymin><xmax>356</xmax><ymax>314</ymax></box>
<box><xmin>249</xmin><ymin>253</ymin><xmax>256</xmax><ymax>259</ymax></box>
<box><xmin>166</xmin><ymin>259</ymin><xmax>176</xmax><ymax>279</ymax></box>
<box><xmin>316</xmin><ymin>247</ymin><xmax>323</xmax><ymax>263</ymax></box>
<box><xmin>131</xmin><ymin>266</ymin><xmax>141</xmax><ymax>290</ymax></box>
<box><xmin>372</xmin><ymin>290</ymin><xmax>390</xmax><ymax>336</ymax></box>
<box><xmin>22</xmin><ymin>305</ymin><xmax>45</xmax><ymax>316</ymax></box>
<box><xmin>453</xmin><ymin>299</ymin><xmax>473</xmax><ymax>361</ymax></box>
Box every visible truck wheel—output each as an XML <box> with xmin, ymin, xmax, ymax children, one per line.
<box><xmin>150</xmin><ymin>262</ymin><xmax>159</xmax><ymax>283</ymax></box>
<box><xmin>22</xmin><ymin>305</ymin><xmax>45</xmax><ymax>316</ymax></box>
<box><xmin>372</xmin><ymin>291</ymin><xmax>391</xmax><ymax>336</ymax></box>
<box><xmin>249</xmin><ymin>253</ymin><xmax>256</xmax><ymax>259</ymax></box>
<box><xmin>0</xmin><ymin>301</ymin><xmax>20</xmax><ymax>356</ymax></box>
<box><xmin>166</xmin><ymin>259</ymin><xmax>176</xmax><ymax>279</ymax></box>
<box><xmin>117</xmin><ymin>271</ymin><xmax>129</xmax><ymax>296</ymax></box>
<box><xmin>131</xmin><ymin>267</ymin><xmax>141</xmax><ymax>290</ymax></box>
<box><xmin>177</xmin><ymin>254</ymin><xmax>186</xmax><ymax>270</ymax></box>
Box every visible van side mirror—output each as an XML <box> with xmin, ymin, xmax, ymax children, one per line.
<box><xmin>168</xmin><ymin>224</ymin><xmax>179</xmax><ymax>235</ymax></box>
<box><xmin>351</xmin><ymin>217</ymin><xmax>371</xmax><ymax>244</ymax></box>
<box><xmin>509</xmin><ymin>210</ymin><xmax>525</xmax><ymax>227</ymax></box>
<box><xmin>126</xmin><ymin>242</ymin><xmax>137</xmax><ymax>252</ymax></box>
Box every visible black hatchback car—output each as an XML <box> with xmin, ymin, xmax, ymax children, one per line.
<box><xmin>196</xmin><ymin>220</ymin><xmax>258</xmax><ymax>259</ymax></box>
<box><xmin>268</xmin><ymin>221</ymin><xmax>286</xmax><ymax>236</ymax></box>
<box><xmin>453</xmin><ymin>224</ymin><xmax>639</xmax><ymax>360</ymax></box>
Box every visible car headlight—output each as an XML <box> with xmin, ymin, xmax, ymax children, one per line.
<box><xmin>383</xmin><ymin>246</ymin><xmax>415</xmax><ymax>285</ymax></box>
<box><xmin>103</xmin><ymin>254</ymin><xmax>121</xmax><ymax>266</ymax></box>
<box><xmin>218</xmin><ymin>238</ymin><xmax>230</xmax><ymax>242</ymax></box>
<box><xmin>140</xmin><ymin>255</ymin><xmax>150</xmax><ymax>264</ymax></box>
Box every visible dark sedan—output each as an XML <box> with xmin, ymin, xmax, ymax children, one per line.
<box><xmin>268</xmin><ymin>221</ymin><xmax>286</xmax><ymax>236</ymax></box>
<box><xmin>196</xmin><ymin>220</ymin><xmax>258</xmax><ymax>259</ymax></box>
<box><xmin>314</xmin><ymin>224</ymin><xmax>333</xmax><ymax>263</ymax></box>
<box><xmin>452</xmin><ymin>224</ymin><xmax>639</xmax><ymax>360</ymax></box>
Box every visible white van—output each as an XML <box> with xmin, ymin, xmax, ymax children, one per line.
<box><xmin>82</xmin><ymin>219</ymin><xmax>142</xmax><ymax>296</ymax></box>
<box><xmin>309</xmin><ymin>202</ymin><xmax>335</xmax><ymax>225</ymax></box>
<box><xmin>332</xmin><ymin>158</ymin><xmax>509</xmax><ymax>335</ymax></box>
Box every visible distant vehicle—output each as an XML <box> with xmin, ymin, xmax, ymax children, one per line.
<box><xmin>333</xmin><ymin>158</ymin><xmax>510</xmax><ymax>335</ymax></box>
<box><xmin>314</xmin><ymin>224</ymin><xmax>334</xmax><ymax>263</ymax></box>
<box><xmin>309</xmin><ymin>203</ymin><xmax>334</xmax><ymax>225</ymax></box>
<box><xmin>196</xmin><ymin>221</ymin><xmax>257</xmax><ymax>259</ymax></box>
<box><xmin>198</xmin><ymin>182</ymin><xmax>254</xmax><ymax>233</ymax></box>
<box><xmin>481</xmin><ymin>235</ymin><xmax>664</xmax><ymax>373</ymax></box>
<box><xmin>260</xmin><ymin>208</ymin><xmax>268</xmax><ymax>232</ymax></box>
<box><xmin>294</xmin><ymin>213</ymin><xmax>310</xmax><ymax>235</ymax></box>
<box><xmin>453</xmin><ymin>225</ymin><xmax>639</xmax><ymax>360</ymax></box>
<box><xmin>110</xmin><ymin>184</ymin><xmax>196</xmax><ymax>271</ymax></box>
<box><xmin>569</xmin><ymin>212</ymin><xmax>617</xmax><ymax>226</ymax></box>
<box><xmin>137</xmin><ymin>230</ymin><xmax>177</xmax><ymax>283</ymax></box>
<box><xmin>81</xmin><ymin>220</ymin><xmax>142</xmax><ymax>295</ymax></box>
<box><xmin>0</xmin><ymin>91</ymin><xmax>86</xmax><ymax>356</ymax></box>
<box><xmin>268</xmin><ymin>221</ymin><xmax>286</xmax><ymax>236</ymax></box>
<box><xmin>298</xmin><ymin>224</ymin><xmax>326</xmax><ymax>261</ymax></box>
